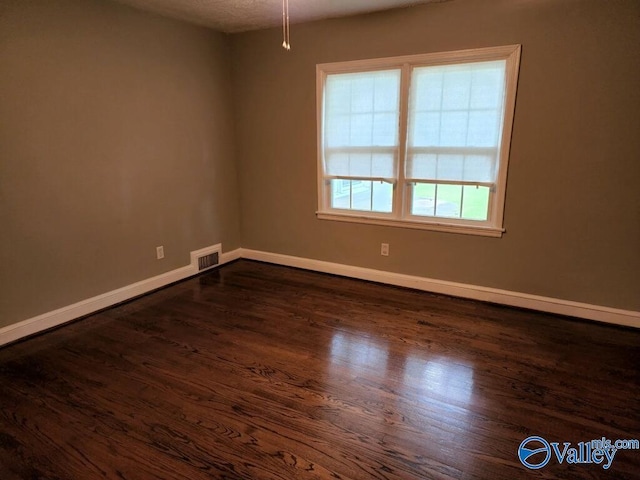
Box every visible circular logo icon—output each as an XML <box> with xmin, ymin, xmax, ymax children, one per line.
<box><xmin>518</xmin><ymin>436</ymin><xmax>552</xmax><ymax>469</ymax></box>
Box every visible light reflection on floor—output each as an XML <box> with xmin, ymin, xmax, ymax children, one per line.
<box><xmin>327</xmin><ymin>330</ymin><xmax>477</xmax><ymax>470</ymax></box>
<box><xmin>329</xmin><ymin>331</ymin><xmax>474</xmax><ymax>407</ymax></box>
<box><xmin>402</xmin><ymin>355</ymin><xmax>475</xmax><ymax>406</ymax></box>
<box><xmin>329</xmin><ymin>332</ymin><xmax>389</xmax><ymax>374</ymax></box>
<box><xmin>326</xmin><ymin>330</ymin><xmax>477</xmax><ymax>470</ymax></box>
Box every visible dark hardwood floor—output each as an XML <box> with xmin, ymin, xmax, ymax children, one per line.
<box><xmin>0</xmin><ymin>260</ymin><xmax>638</xmax><ymax>479</ymax></box>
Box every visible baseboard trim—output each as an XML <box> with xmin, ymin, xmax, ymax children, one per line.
<box><xmin>240</xmin><ymin>248</ymin><xmax>640</xmax><ymax>329</ymax></box>
<box><xmin>0</xmin><ymin>245</ymin><xmax>242</xmax><ymax>347</ymax></box>
<box><xmin>220</xmin><ymin>248</ymin><xmax>242</xmax><ymax>265</ymax></box>
<box><xmin>2</xmin><ymin>245</ymin><xmax>637</xmax><ymax>348</ymax></box>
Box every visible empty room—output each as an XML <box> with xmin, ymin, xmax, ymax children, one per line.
<box><xmin>1</xmin><ymin>0</ymin><xmax>639</xmax><ymax>478</ymax></box>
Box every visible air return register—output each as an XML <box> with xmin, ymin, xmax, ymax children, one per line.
<box><xmin>197</xmin><ymin>252</ymin><xmax>219</xmax><ymax>271</ymax></box>
<box><xmin>190</xmin><ymin>244</ymin><xmax>222</xmax><ymax>272</ymax></box>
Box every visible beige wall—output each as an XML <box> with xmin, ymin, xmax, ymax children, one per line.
<box><xmin>1</xmin><ymin>0</ymin><xmax>638</xmax><ymax>333</ymax></box>
<box><xmin>0</xmin><ymin>0</ymin><xmax>240</xmax><ymax>327</ymax></box>
<box><xmin>231</xmin><ymin>0</ymin><xmax>640</xmax><ymax>311</ymax></box>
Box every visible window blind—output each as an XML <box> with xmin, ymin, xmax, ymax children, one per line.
<box><xmin>406</xmin><ymin>60</ymin><xmax>506</xmax><ymax>185</ymax></box>
<box><xmin>324</xmin><ymin>69</ymin><xmax>401</xmax><ymax>182</ymax></box>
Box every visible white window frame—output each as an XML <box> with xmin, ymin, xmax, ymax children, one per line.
<box><xmin>316</xmin><ymin>45</ymin><xmax>521</xmax><ymax>237</ymax></box>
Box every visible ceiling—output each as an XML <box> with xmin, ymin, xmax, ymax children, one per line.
<box><xmin>112</xmin><ymin>0</ymin><xmax>447</xmax><ymax>33</ymax></box>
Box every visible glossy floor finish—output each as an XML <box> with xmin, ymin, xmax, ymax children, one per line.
<box><xmin>0</xmin><ymin>260</ymin><xmax>638</xmax><ymax>479</ymax></box>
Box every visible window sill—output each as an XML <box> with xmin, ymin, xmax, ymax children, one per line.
<box><xmin>316</xmin><ymin>211</ymin><xmax>505</xmax><ymax>238</ymax></box>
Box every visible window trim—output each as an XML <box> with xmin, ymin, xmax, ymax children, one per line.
<box><xmin>316</xmin><ymin>44</ymin><xmax>521</xmax><ymax>237</ymax></box>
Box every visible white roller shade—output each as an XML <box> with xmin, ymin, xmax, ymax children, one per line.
<box><xmin>406</xmin><ymin>150</ymin><xmax>496</xmax><ymax>183</ymax></box>
<box><xmin>406</xmin><ymin>61</ymin><xmax>506</xmax><ymax>184</ymax></box>
<box><xmin>324</xmin><ymin>69</ymin><xmax>401</xmax><ymax>181</ymax></box>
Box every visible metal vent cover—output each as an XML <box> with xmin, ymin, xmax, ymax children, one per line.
<box><xmin>198</xmin><ymin>252</ymin><xmax>219</xmax><ymax>271</ymax></box>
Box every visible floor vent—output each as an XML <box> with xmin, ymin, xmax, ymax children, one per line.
<box><xmin>198</xmin><ymin>252</ymin><xmax>219</xmax><ymax>271</ymax></box>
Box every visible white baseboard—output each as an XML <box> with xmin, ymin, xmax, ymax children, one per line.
<box><xmin>220</xmin><ymin>248</ymin><xmax>242</xmax><ymax>265</ymax></box>
<box><xmin>2</xmin><ymin>245</ymin><xmax>637</xmax><ymax>348</ymax></box>
<box><xmin>240</xmin><ymin>248</ymin><xmax>640</xmax><ymax>329</ymax></box>
<box><xmin>0</xmin><ymin>245</ymin><xmax>242</xmax><ymax>347</ymax></box>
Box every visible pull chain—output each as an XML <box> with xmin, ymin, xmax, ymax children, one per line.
<box><xmin>282</xmin><ymin>0</ymin><xmax>291</xmax><ymax>50</ymax></box>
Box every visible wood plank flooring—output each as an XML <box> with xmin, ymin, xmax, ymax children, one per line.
<box><xmin>0</xmin><ymin>259</ymin><xmax>638</xmax><ymax>479</ymax></box>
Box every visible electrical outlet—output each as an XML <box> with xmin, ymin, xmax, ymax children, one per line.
<box><xmin>381</xmin><ymin>243</ymin><xmax>389</xmax><ymax>256</ymax></box>
<box><xmin>156</xmin><ymin>246</ymin><xmax>164</xmax><ymax>260</ymax></box>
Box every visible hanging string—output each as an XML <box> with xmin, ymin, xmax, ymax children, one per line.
<box><xmin>282</xmin><ymin>0</ymin><xmax>291</xmax><ymax>50</ymax></box>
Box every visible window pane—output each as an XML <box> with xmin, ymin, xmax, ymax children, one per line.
<box><xmin>351</xmin><ymin>181</ymin><xmax>372</xmax><ymax>211</ymax></box>
<box><xmin>351</xmin><ymin>76</ymin><xmax>375</xmax><ymax>113</ymax></box>
<box><xmin>413</xmin><ymin>70</ymin><xmax>443</xmax><ymax>111</ymax></box>
<box><xmin>331</xmin><ymin>180</ymin><xmax>393</xmax><ymax>213</ymax></box>
<box><xmin>411</xmin><ymin>183</ymin><xmax>436</xmax><ymax>216</ymax></box>
<box><xmin>411</xmin><ymin>112</ymin><xmax>440</xmax><ymax>146</ymax></box>
<box><xmin>467</xmin><ymin>110</ymin><xmax>500</xmax><ymax>147</ymax></box>
<box><xmin>331</xmin><ymin>179</ymin><xmax>351</xmax><ymax>209</ymax></box>
<box><xmin>441</xmin><ymin>68</ymin><xmax>472</xmax><ymax>110</ymax></box>
<box><xmin>372</xmin><ymin>113</ymin><xmax>398</xmax><ymax>145</ymax></box>
<box><xmin>407</xmin><ymin>152</ymin><xmax>495</xmax><ymax>184</ymax></box>
<box><xmin>374</xmin><ymin>73</ymin><xmax>401</xmax><ymax>111</ymax></box>
<box><xmin>325</xmin><ymin>152</ymin><xmax>396</xmax><ymax>179</ymax></box>
<box><xmin>440</xmin><ymin>111</ymin><xmax>468</xmax><ymax>146</ymax></box>
<box><xmin>435</xmin><ymin>184</ymin><xmax>462</xmax><ymax>218</ymax></box>
<box><xmin>469</xmin><ymin>66</ymin><xmax>505</xmax><ymax>109</ymax></box>
<box><xmin>412</xmin><ymin>183</ymin><xmax>490</xmax><ymax>221</ymax></box>
<box><xmin>407</xmin><ymin>60</ymin><xmax>507</xmax><ymax>184</ymax></box>
<box><xmin>372</xmin><ymin>181</ymin><xmax>393</xmax><ymax>213</ymax></box>
<box><xmin>436</xmin><ymin>154</ymin><xmax>464</xmax><ymax>180</ymax></box>
<box><xmin>325</xmin><ymin>70</ymin><xmax>401</xmax><ymax>148</ymax></box>
<box><xmin>461</xmin><ymin>185</ymin><xmax>490</xmax><ymax>221</ymax></box>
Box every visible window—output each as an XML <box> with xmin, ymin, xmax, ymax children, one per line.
<box><xmin>316</xmin><ymin>45</ymin><xmax>521</xmax><ymax>237</ymax></box>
